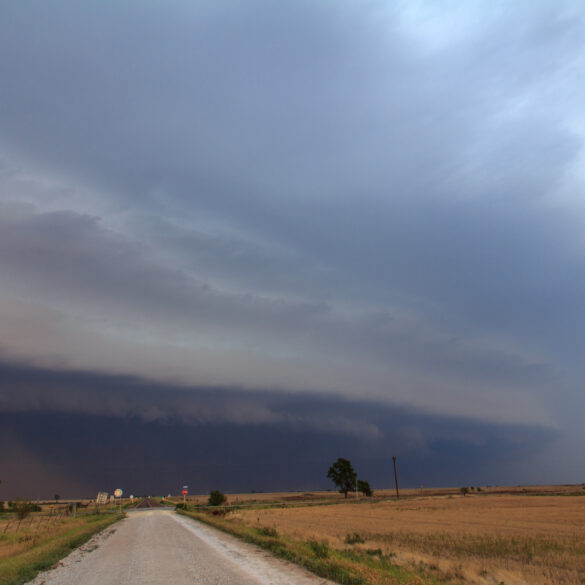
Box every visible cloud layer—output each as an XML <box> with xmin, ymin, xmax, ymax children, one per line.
<box><xmin>1</xmin><ymin>1</ymin><xmax>585</xmax><ymax>490</ymax></box>
<box><xmin>0</xmin><ymin>361</ymin><xmax>557</xmax><ymax>499</ymax></box>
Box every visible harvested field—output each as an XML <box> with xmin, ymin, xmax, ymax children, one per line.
<box><xmin>228</xmin><ymin>493</ymin><xmax>585</xmax><ymax>585</ymax></box>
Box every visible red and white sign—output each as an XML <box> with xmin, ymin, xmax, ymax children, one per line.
<box><xmin>182</xmin><ymin>489</ymin><xmax>188</xmax><ymax>495</ymax></box>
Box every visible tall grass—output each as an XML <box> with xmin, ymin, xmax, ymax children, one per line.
<box><xmin>0</xmin><ymin>512</ymin><xmax>122</xmax><ymax>585</ymax></box>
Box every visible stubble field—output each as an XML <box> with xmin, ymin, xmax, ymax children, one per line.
<box><xmin>220</xmin><ymin>488</ymin><xmax>585</xmax><ymax>585</ymax></box>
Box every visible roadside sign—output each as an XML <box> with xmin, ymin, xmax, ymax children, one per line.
<box><xmin>114</xmin><ymin>488</ymin><xmax>123</xmax><ymax>498</ymax></box>
<box><xmin>96</xmin><ymin>492</ymin><xmax>108</xmax><ymax>505</ymax></box>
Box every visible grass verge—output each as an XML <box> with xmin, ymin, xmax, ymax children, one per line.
<box><xmin>0</xmin><ymin>513</ymin><xmax>122</xmax><ymax>585</ymax></box>
<box><xmin>178</xmin><ymin>509</ymin><xmax>452</xmax><ymax>585</ymax></box>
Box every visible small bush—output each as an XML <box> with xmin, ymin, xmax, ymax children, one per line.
<box><xmin>208</xmin><ymin>490</ymin><xmax>227</xmax><ymax>506</ymax></box>
<box><xmin>308</xmin><ymin>539</ymin><xmax>330</xmax><ymax>558</ymax></box>
<box><xmin>345</xmin><ymin>532</ymin><xmax>366</xmax><ymax>544</ymax></box>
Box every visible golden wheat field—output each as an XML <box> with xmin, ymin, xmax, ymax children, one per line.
<box><xmin>226</xmin><ymin>490</ymin><xmax>585</xmax><ymax>585</ymax></box>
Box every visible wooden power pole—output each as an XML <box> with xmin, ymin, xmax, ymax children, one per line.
<box><xmin>392</xmin><ymin>455</ymin><xmax>399</xmax><ymax>500</ymax></box>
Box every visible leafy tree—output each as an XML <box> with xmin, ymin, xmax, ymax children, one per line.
<box><xmin>358</xmin><ymin>479</ymin><xmax>373</xmax><ymax>497</ymax></box>
<box><xmin>460</xmin><ymin>486</ymin><xmax>470</xmax><ymax>497</ymax></box>
<box><xmin>54</xmin><ymin>494</ymin><xmax>60</xmax><ymax>503</ymax></box>
<box><xmin>208</xmin><ymin>489</ymin><xmax>227</xmax><ymax>506</ymax></box>
<box><xmin>327</xmin><ymin>458</ymin><xmax>357</xmax><ymax>498</ymax></box>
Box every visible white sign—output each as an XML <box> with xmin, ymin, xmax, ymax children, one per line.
<box><xmin>114</xmin><ymin>488</ymin><xmax>123</xmax><ymax>498</ymax></box>
<box><xmin>96</xmin><ymin>492</ymin><xmax>108</xmax><ymax>505</ymax></box>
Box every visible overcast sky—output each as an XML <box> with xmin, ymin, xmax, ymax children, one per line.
<box><xmin>1</xmin><ymin>1</ymin><xmax>585</xmax><ymax>497</ymax></box>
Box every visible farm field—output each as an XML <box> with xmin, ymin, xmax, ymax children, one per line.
<box><xmin>215</xmin><ymin>488</ymin><xmax>585</xmax><ymax>585</ymax></box>
<box><xmin>175</xmin><ymin>483</ymin><xmax>585</xmax><ymax>507</ymax></box>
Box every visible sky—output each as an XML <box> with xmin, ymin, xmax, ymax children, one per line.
<box><xmin>1</xmin><ymin>1</ymin><xmax>585</xmax><ymax>499</ymax></box>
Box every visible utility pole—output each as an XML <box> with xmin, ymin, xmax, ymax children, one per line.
<box><xmin>392</xmin><ymin>456</ymin><xmax>399</xmax><ymax>500</ymax></box>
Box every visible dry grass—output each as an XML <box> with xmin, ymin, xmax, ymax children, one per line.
<box><xmin>0</xmin><ymin>510</ymin><xmax>121</xmax><ymax>585</ymax></box>
<box><xmin>222</xmin><ymin>491</ymin><xmax>585</xmax><ymax>585</ymax></box>
<box><xmin>181</xmin><ymin>508</ymin><xmax>442</xmax><ymax>585</ymax></box>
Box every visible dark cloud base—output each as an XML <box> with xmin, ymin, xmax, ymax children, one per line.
<box><xmin>0</xmin><ymin>360</ymin><xmax>555</xmax><ymax>499</ymax></box>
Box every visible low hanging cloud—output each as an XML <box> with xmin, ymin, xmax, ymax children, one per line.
<box><xmin>0</xmin><ymin>358</ymin><xmax>558</xmax><ymax>499</ymax></box>
<box><xmin>0</xmin><ymin>359</ymin><xmax>383</xmax><ymax>438</ymax></box>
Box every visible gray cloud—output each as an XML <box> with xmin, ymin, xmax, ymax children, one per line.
<box><xmin>0</xmin><ymin>199</ymin><xmax>559</xmax><ymax>424</ymax></box>
<box><xmin>1</xmin><ymin>1</ymin><xmax>584</xmax><ymax>485</ymax></box>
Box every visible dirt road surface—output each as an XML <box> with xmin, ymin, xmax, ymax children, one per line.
<box><xmin>25</xmin><ymin>509</ymin><xmax>334</xmax><ymax>585</ymax></box>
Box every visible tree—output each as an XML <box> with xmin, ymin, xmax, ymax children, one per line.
<box><xmin>357</xmin><ymin>479</ymin><xmax>373</xmax><ymax>497</ymax></box>
<box><xmin>208</xmin><ymin>489</ymin><xmax>227</xmax><ymax>506</ymax></box>
<box><xmin>327</xmin><ymin>458</ymin><xmax>357</xmax><ymax>498</ymax></box>
<box><xmin>54</xmin><ymin>494</ymin><xmax>60</xmax><ymax>503</ymax></box>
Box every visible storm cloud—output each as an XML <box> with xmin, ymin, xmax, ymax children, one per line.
<box><xmin>0</xmin><ymin>361</ymin><xmax>556</xmax><ymax>499</ymax></box>
<box><xmin>1</xmin><ymin>1</ymin><xmax>584</xmax><ymax>495</ymax></box>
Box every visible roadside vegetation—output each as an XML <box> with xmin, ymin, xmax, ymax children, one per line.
<box><xmin>0</xmin><ymin>505</ymin><xmax>122</xmax><ymax>585</ymax></box>
<box><xmin>179</xmin><ymin>507</ymin><xmax>445</xmax><ymax>585</ymax></box>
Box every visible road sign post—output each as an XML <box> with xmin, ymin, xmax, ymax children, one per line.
<box><xmin>114</xmin><ymin>488</ymin><xmax>123</xmax><ymax>512</ymax></box>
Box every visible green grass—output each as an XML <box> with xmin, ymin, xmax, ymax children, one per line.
<box><xmin>178</xmin><ymin>509</ymin><xmax>454</xmax><ymax>585</ymax></box>
<box><xmin>0</xmin><ymin>513</ymin><xmax>122</xmax><ymax>585</ymax></box>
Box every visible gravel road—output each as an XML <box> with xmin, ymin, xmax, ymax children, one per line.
<box><xmin>26</xmin><ymin>509</ymin><xmax>335</xmax><ymax>585</ymax></box>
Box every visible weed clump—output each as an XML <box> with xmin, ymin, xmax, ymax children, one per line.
<box><xmin>258</xmin><ymin>526</ymin><xmax>279</xmax><ymax>537</ymax></box>
<box><xmin>345</xmin><ymin>532</ymin><xmax>366</xmax><ymax>544</ymax></box>
<box><xmin>307</xmin><ymin>539</ymin><xmax>330</xmax><ymax>558</ymax></box>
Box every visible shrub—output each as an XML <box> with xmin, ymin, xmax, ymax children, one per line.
<box><xmin>208</xmin><ymin>490</ymin><xmax>227</xmax><ymax>506</ymax></box>
<box><xmin>357</xmin><ymin>480</ymin><xmax>373</xmax><ymax>497</ymax></box>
